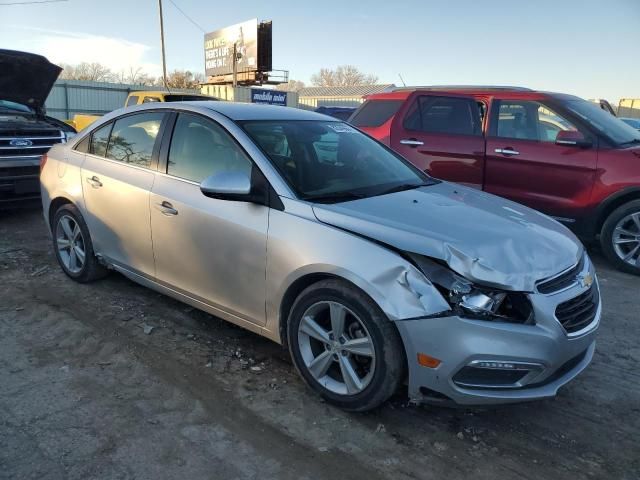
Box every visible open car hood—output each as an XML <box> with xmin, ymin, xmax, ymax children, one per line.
<box><xmin>312</xmin><ymin>182</ymin><xmax>583</xmax><ymax>292</ymax></box>
<box><xmin>0</xmin><ymin>49</ymin><xmax>62</xmax><ymax>111</ymax></box>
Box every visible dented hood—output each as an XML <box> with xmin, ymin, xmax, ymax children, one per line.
<box><xmin>312</xmin><ymin>182</ymin><xmax>583</xmax><ymax>292</ymax></box>
<box><xmin>0</xmin><ymin>49</ymin><xmax>62</xmax><ymax>111</ymax></box>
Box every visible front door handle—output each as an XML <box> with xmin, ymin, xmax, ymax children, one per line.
<box><xmin>86</xmin><ymin>175</ymin><xmax>103</xmax><ymax>188</ymax></box>
<box><xmin>495</xmin><ymin>148</ymin><xmax>520</xmax><ymax>156</ymax></box>
<box><xmin>400</xmin><ymin>138</ymin><xmax>424</xmax><ymax>147</ymax></box>
<box><xmin>155</xmin><ymin>200</ymin><xmax>178</xmax><ymax>216</ymax></box>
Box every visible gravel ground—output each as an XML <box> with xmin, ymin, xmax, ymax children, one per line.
<box><xmin>1</xmin><ymin>207</ymin><xmax>639</xmax><ymax>480</ymax></box>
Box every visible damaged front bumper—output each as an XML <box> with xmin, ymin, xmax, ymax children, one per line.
<box><xmin>394</xmin><ymin>278</ymin><xmax>601</xmax><ymax>406</ymax></box>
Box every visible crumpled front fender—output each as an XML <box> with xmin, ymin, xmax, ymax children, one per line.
<box><xmin>265</xmin><ymin>204</ymin><xmax>452</xmax><ymax>342</ymax></box>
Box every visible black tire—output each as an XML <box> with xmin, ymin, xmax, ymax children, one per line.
<box><xmin>51</xmin><ymin>204</ymin><xmax>108</xmax><ymax>282</ymax></box>
<box><xmin>600</xmin><ymin>200</ymin><xmax>640</xmax><ymax>276</ymax></box>
<box><xmin>287</xmin><ymin>279</ymin><xmax>405</xmax><ymax>412</ymax></box>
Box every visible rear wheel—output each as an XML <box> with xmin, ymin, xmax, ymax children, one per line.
<box><xmin>52</xmin><ymin>204</ymin><xmax>107</xmax><ymax>282</ymax></box>
<box><xmin>287</xmin><ymin>279</ymin><xmax>405</xmax><ymax>411</ymax></box>
<box><xmin>600</xmin><ymin>200</ymin><xmax>640</xmax><ymax>275</ymax></box>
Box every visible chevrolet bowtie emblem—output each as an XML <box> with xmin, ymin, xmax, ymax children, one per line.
<box><xmin>577</xmin><ymin>273</ymin><xmax>594</xmax><ymax>289</ymax></box>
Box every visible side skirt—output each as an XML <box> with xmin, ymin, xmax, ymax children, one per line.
<box><xmin>108</xmin><ymin>262</ymin><xmax>281</xmax><ymax>344</ymax></box>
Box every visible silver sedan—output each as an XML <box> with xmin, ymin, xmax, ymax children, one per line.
<box><xmin>41</xmin><ymin>102</ymin><xmax>600</xmax><ymax>411</ymax></box>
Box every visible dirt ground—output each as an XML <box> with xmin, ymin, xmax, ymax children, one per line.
<box><xmin>1</xmin><ymin>207</ymin><xmax>638</xmax><ymax>480</ymax></box>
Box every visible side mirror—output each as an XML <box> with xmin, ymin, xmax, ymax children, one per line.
<box><xmin>200</xmin><ymin>171</ymin><xmax>252</xmax><ymax>201</ymax></box>
<box><xmin>555</xmin><ymin>130</ymin><xmax>592</xmax><ymax>148</ymax></box>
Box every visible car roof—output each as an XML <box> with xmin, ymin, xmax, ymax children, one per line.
<box><xmin>315</xmin><ymin>106</ymin><xmax>356</xmax><ymax>111</ymax></box>
<box><xmin>129</xmin><ymin>91</ymin><xmax>211</xmax><ymax>97</ymax></box>
<box><xmin>365</xmin><ymin>87</ymin><xmax>581</xmax><ymax>102</ymax></box>
<box><xmin>142</xmin><ymin>101</ymin><xmax>333</xmax><ymax>121</ymax></box>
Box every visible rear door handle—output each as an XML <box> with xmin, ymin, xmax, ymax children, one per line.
<box><xmin>400</xmin><ymin>138</ymin><xmax>424</xmax><ymax>147</ymax></box>
<box><xmin>495</xmin><ymin>148</ymin><xmax>520</xmax><ymax>156</ymax></box>
<box><xmin>86</xmin><ymin>175</ymin><xmax>102</xmax><ymax>188</ymax></box>
<box><xmin>155</xmin><ymin>200</ymin><xmax>178</xmax><ymax>216</ymax></box>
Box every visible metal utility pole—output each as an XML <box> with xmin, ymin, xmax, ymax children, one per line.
<box><xmin>158</xmin><ymin>0</ymin><xmax>169</xmax><ymax>90</ymax></box>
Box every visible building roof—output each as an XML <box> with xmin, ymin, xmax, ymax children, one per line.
<box><xmin>298</xmin><ymin>84</ymin><xmax>396</xmax><ymax>98</ymax></box>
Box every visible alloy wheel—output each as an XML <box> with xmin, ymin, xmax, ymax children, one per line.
<box><xmin>612</xmin><ymin>212</ymin><xmax>640</xmax><ymax>268</ymax></box>
<box><xmin>55</xmin><ymin>214</ymin><xmax>86</xmax><ymax>274</ymax></box>
<box><xmin>297</xmin><ymin>301</ymin><xmax>376</xmax><ymax>395</ymax></box>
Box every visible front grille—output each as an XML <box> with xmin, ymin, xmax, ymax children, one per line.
<box><xmin>0</xmin><ymin>166</ymin><xmax>39</xmax><ymax>178</ymax></box>
<box><xmin>555</xmin><ymin>285</ymin><xmax>599</xmax><ymax>334</ymax></box>
<box><xmin>0</xmin><ymin>130</ymin><xmax>64</xmax><ymax>159</ymax></box>
<box><xmin>537</xmin><ymin>255</ymin><xmax>585</xmax><ymax>294</ymax></box>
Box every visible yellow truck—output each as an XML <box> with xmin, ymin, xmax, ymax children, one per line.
<box><xmin>67</xmin><ymin>91</ymin><xmax>218</xmax><ymax>131</ymax></box>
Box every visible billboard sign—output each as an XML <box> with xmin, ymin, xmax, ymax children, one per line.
<box><xmin>204</xmin><ymin>19</ymin><xmax>258</xmax><ymax>77</ymax></box>
<box><xmin>251</xmin><ymin>88</ymin><xmax>287</xmax><ymax>106</ymax></box>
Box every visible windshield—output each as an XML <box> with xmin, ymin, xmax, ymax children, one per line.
<box><xmin>563</xmin><ymin>99</ymin><xmax>640</xmax><ymax>145</ymax></box>
<box><xmin>241</xmin><ymin>120</ymin><xmax>432</xmax><ymax>202</ymax></box>
<box><xmin>621</xmin><ymin>118</ymin><xmax>640</xmax><ymax>130</ymax></box>
<box><xmin>0</xmin><ymin>99</ymin><xmax>33</xmax><ymax>113</ymax></box>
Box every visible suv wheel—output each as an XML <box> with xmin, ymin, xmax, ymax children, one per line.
<box><xmin>287</xmin><ymin>279</ymin><xmax>405</xmax><ymax>411</ymax></box>
<box><xmin>601</xmin><ymin>200</ymin><xmax>640</xmax><ymax>275</ymax></box>
<box><xmin>52</xmin><ymin>204</ymin><xmax>107</xmax><ymax>282</ymax></box>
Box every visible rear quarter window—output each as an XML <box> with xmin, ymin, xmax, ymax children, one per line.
<box><xmin>89</xmin><ymin>122</ymin><xmax>113</xmax><ymax>157</ymax></box>
<box><xmin>350</xmin><ymin>100</ymin><xmax>403</xmax><ymax>127</ymax></box>
<box><xmin>73</xmin><ymin>135</ymin><xmax>90</xmax><ymax>153</ymax></box>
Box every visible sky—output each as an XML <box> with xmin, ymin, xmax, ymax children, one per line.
<box><xmin>0</xmin><ymin>0</ymin><xmax>638</xmax><ymax>102</ymax></box>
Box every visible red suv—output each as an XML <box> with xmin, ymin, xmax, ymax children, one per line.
<box><xmin>350</xmin><ymin>87</ymin><xmax>640</xmax><ymax>275</ymax></box>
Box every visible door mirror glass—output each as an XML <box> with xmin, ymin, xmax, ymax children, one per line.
<box><xmin>200</xmin><ymin>171</ymin><xmax>252</xmax><ymax>200</ymax></box>
<box><xmin>555</xmin><ymin>130</ymin><xmax>592</xmax><ymax>147</ymax></box>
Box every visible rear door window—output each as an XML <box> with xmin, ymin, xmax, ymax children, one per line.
<box><xmin>403</xmin><ymin>96</ymin><xmax>482</xmax><ymax>136</ymax></box>
<box><xmin>105</xmin><ymin>112</ymin><xmax>165</xmax><ymax>168</ymax></box>
<box><xmin>350</xmin><ymin>100</ymin><xmax>403</xmax><ymax>127</ymax></box>
<box><xmin>142</xmin><ymin>96</ymin><xmax>161</xmax><ymax>103</ymax></box>
<box><xmin>89</xmin><ymin>122</ymin><xmax>113</xmax><ymax>157</ymax></box>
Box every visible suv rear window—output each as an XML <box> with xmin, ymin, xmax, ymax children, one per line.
<box><xmin>350</xmin><ymin>100</ymin><xmax>403</xmax><ymax>127</ymax></box>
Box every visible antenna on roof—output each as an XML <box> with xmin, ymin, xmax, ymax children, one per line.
<box><xmin>398</xmin><ymin>73</ymin><xmax>407</xmax><ymax>87</ymax></box>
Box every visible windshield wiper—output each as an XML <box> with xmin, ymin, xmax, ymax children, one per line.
<box><xmin>305</xmin><ymin>191</ymin><xmax>367</xmax><ymax>204</ymax></box>
<box><xmin>619</xmin><ymin>138</ymin><xmax>640</xmax><ymax>146</ymax></box>
<box><xmin>377</xmin><ymin>182</ymin><xmax>428</xmax><ymax>196</ymax></box>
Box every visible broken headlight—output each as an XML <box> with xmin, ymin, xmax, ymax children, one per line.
<box><xmin>409</xmin><ymin>254</ymin><xmax>534</xmax><ymax>324</ymax></box>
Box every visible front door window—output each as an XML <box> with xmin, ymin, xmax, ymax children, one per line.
<box><xmin>495</xmin><ymin>101</ymin><xmax>579</xmax><ymax>142</ymax></box>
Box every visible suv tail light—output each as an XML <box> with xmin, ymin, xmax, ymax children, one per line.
<box><xmin>40</xmin><ymin>153</ymin><xmax>48</xmax><ymax>173</ymax></box>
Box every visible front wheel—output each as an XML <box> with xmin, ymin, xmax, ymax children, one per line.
<box><xmin>600</xmin><ymin>200</ymin><xmax>640</xmax><ymax>275</ymax></box>
<box><xmin>287</xmin><ymin>279</ymin><xmax>405</xmax><ymax>412</ymax></box>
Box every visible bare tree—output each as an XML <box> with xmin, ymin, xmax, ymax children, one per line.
<box><xmin>117</xmin><ymin>67</ymin><xmax>157</xmax><ymax>86</ymax></box>
<box><xmin>59</xmin><ymin>62</ymin><xmax>115</xmax><ymax>82</ymax></box>
<box><xmin>310</xmin><ymin>65</ymin><xmax>378</xmax><ymax>87</ymax></box>
<box><xmin>310</xmin><ymin>68</ymin><xmax>337</xmax><ymax>87</ymax></box>
<box><xmin>164</xmin><ymin>70</ymin><xmax>204</xmax><ymax>89</ymax></box>
<box><xmin>276</xmin><ymin>79</ymin><xmax>306</xmax><ymax>92</ymax></box>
